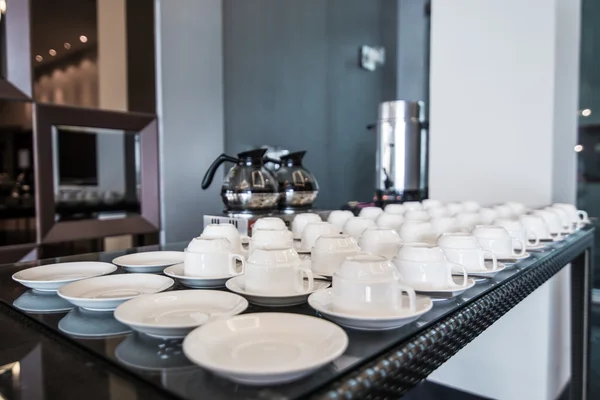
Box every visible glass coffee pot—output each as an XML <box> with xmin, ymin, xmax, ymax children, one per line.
<box><xmin>201</xmin><ymin>149</ymin><xmax>280</xmax><ymax>213</ymax></box>
<box><xmin>269</xmin><ymin>151</ymin><xmax>319</xmax><ymax>210</ymax></box>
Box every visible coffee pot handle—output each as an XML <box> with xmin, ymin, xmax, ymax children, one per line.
<box><xmin>294</xmin><ymin>264</ymin><xmax>314</xmax><ymax>293</ymax></box>
<box><xmin>228</xmin><ymin>253</ymin><xmax>245</xmax><ymax>275</ymax></box>
<box><xmin>395</xmin><ymin>280</ymin><xmax>416</xmax><ymax>313</ymax></box>
<box><xmin>527</xmin><ymin>230</ymin><xmax>540</xmax><ymax>246</ymax></box>
<box><xmin>447</xmin><ymin>262</ymin><xmax>468</xmax><ymax>287</ymax></box>
<box><xmin>201</xmin><ymin>153</ymin><xmax>238</xmax><ymax>190</ymax></box>
<box><xmin>483</xmin><ymin>251</ymin><xmax>498</xmax><ymax>271</ymax></box>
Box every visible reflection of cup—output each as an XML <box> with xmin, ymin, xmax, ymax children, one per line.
<box><xmin>404</xmin><ymin>210</ymin><xmax>430</xmax><ymax>222</ymax></box>
<box><xmin>327</xmin><ymin>210</ymin><xmax>354</xmax><ymax>232</ymax></box>
<box><xmin>398</xmin><ymin>221</ymin><xmax>436</xmax><ymax>244</ymax></box>
<box><xmin>358</xmin><ymin>228</ymin><xmax>402</xmax><ymax>260</ymax></box>
<box><xmin>252</xmin><ymin>217</ymin><xmax>287</xmax><ymax>232</ymax></box>
<box><xmin>300</xmin><ymin>222</ymin><xmax>339</xmax><ymax>250</ymax></box>
<box><xmin>291</xmin><ymin>213</ymin><xmax>322</xmax><ymax>239</ymax></box>
<box><xmin>437</xmin><ymin>233</ymin><xmax>497</xmax><ymax>272</ymax></box>
<box><xmin>201</xmin><ymin>224</ymin><xmax>246</xmax><ymax>254</ymax></box>
<box><xmin>520</xmin><ymin>215</ymin><xmax>552</xmax><ymax>240</ymax></box>
<box><xmin>471</xmin><ymin>225</ymin><xmax>525</xmax><ymax>258</ymax></box>
<box><xmin>184</xmin><ymin>237</ymin><xmax>245</xmax><ymax>277</ymax></box>
<box><xmin>358</xmin><ymin>207</ymin><xmax>383</xmax><ymax>221</ymax></box>
<box><xmin>333</xmin><ymin>254</ymin><xmax>416</xmax><ymax>315</ymax></box>
<box><xmin>376</xmin><ymin>213</ymin><xmax>404</xmax><ymax>230</ymax></box>
<box><xmin>248</xmin><ymin>229</ymin><xmax>294</xmax><ymax>254</ymax></box>
<box><xmin>394</xmin><ymin>244</ymin><xmax>467</xmax><ymax>289</ymax></box>
<box><xmin>494</xmin><ymin>218</ymin><xmax>539</xmax><ymax>249</ymax></box>
<box><xmin>244</xmin><ymin>248</ymin><xmax>313</xmax><ymax>294</ymax></box>
<box><xmin>115</xmin><ymin>333</ymin><xmax>194</xmax><ymax>371</ymax></box>
<box><xmin>384</xmin><ymin>204</ymin><xmax>405</xmax><ymax>214</ymax></box>
<box><xmin>343</xmin><ymin>217</ymin><xmax>376</xmax><ymax>239</ymax></box>
<box><xmin>311</xmin><ymin>234</ymin><xmax>360</xmax><ymax>275</ymax></box>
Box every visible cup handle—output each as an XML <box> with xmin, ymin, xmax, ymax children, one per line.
<box><xmin>483</xmin><ymin>251</ymin><xmax>498</xmax><ymax>271</ymax></box>
<box><xmin>228</xmin><ymin>253</ymin><xmax>245</xmax><ymax>275</ymax></box>
<box><xmin>294</xmin><ymin>265</ymin><xmax>314</xmax><ymax>293</ymax></box>
<box><xmin>395</xmin><ymin>280</ymin><xmax>416</xmax><ymax>313</ymax></box>
<box><xmin>577</xmin><ymin>210</ymin><xmax>588</xmax><ymax>223</ymax></box>
<box><xmin>448</xmin><ymin>262</ymin><xmax>468</xmax><ymax>287</ymax></box>
<box><xmin>527</xmin><ymin>230</ymin><xmax>540</xmax><ymax>246</ymax></box>
<box><xmin>513</xmin><ymin>238</ymin><xmax>526</xmax><ymax>256</ymax></box>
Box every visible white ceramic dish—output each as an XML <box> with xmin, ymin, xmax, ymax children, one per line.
<box><xmin>57</xmin><ymin>274</ymin><xmax>174</xmax><ymax>311</ymax></box>
<box><xmin>163</xmin><ymin>263</ymin><xmax>237</xmax><ymax>289</ymax></box>
<box><xmin>114</xmin><ymin>290</ymin><xmax>248</xmax><ymax>339</ymax></box>
<box><xmin>412</xmin><ymin>277</ymin><xmax>476</xmax><ymax>296</ymax></box>
<box><xmin>308</xmin><ymin>290</ymin><xmax>433</xmax><ymax>331</ymax></box>
<box><xmin>183</xmin><ymin>313</ymin><xmax>348</xmax><ymax>385</ymax></box>
<box><xmin>58</xmin><ymin>308</ymin><xmax>131</xmax><ymax>338</ymax></box>
<box><xmin>13</xmin><ymin>290</ymin><xmax>74</xmax><ymax>313</ymax></box>
<box><xmin>485</xmin><ymin>252</ymin><xmax>530</xmax><ymax>262</ymax></box>
<box><xmin>12</xmin><ymin>262</ymin><xmax>117</xmax><ymax>292</ymax></box>
<box><xmin>112</xmin><ymin>251</ymin><xmax>185</xmax><ymax>273</ymax></box>
<box><xmin>225</xmin><ymin>275</ymin><xmax>330</xmax><ymax>307</ymax></box>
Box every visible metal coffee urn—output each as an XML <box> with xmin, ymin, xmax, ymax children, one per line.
<box><xmin>374</xmin><ymin>100</ymin><xmax>428</xmax><ymax>205</ymax></box>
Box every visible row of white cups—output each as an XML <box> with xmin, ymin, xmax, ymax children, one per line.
<box><xmin>9</xmin><ymin>200</ymin><xmax>589</xmax><ymax>385</ymax></box>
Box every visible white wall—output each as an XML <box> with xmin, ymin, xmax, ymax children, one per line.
<box><xmin>428</xmin><ymin>0</ymin><xmax>580</xmax><ymax>399</ymax></box>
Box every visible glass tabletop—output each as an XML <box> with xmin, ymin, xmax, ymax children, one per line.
<box><xmin>0</xmin><ymin>233</ymin><xmax>586</xmax><ymax>399</ymax></box>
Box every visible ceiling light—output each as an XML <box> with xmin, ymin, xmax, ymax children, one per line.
<box><xmin>49</xmin><ymin>49</ymin><xmax>56</xmax><ymax>56</ymax></box>
<box><xmin>582</xmin><ymin>109</ymin><xmax>592</xmax><ymax>117</ymax></box>
<box><xmin>0</xmin><ymin>1</ymin><xmax>6</xmax><ymax>14</ymax></box>
<box><xmin>574</xmin><ymin>145</ymin><xmax>584</xmax><ymax>152</ymax></box>
<box><xmin>35</xmin><ymin>55</ymin><xmax>43</xmax><ymax>62</ymax></box>
<box><xmin>64</xmin><ymin>42</ymin><xmax>71</xmax><ymax>49</ymax></box>
<box><xmin>79</xmin><ymin>35</ymin><xmax>88</xmax><ymax>43</ymax></box>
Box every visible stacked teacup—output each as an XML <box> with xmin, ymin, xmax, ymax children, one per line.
<box><xmin>201</xmin><ymin>223</ymin><xmax>248</xmax><ymax>256</ymax></box>
<box><xmin>471</xmin><ymin>225</ymin><xmax>526</xmax><ymax>260</ymax></box>
<box><xmin>437</xmin><ymin>233</ymin><xmax>499</xmax><ymax>275</ymax></box>
<box><xmin>184</xmin><ymin>237</ymin><xmax>245</xmax><ymax>278</ymax></box>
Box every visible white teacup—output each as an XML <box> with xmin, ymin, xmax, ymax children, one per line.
<box><xmin>376</xmin><ymin>212</ymin><xmax>404</xmax><ymax>230</ymax></box>
<box><xmin>471</xmin><ymin>225</ymin><xmax>525</xmax><ymax>259</ymax></box>
<box><xmin>445</xmin><ymin>202</ymin><xmax>464</xmax><ymax>216</ymax></box>
<box><xmin>248</xmin><ymin>229</ymin><xmax>294</xmax><ymax>254</ymax></box>
<box><xmin>333</xmin><ymin>254</ymin><xmax>416</xmax><ymax>315</ymax></box>
<box><xmin>184</xmin><ymin>237</ymin><xmax>245</xmax><ymax>277</ymax></box>
<box><xmin>291</xmin><ymin>213</ymin><xmax>322</xmax><ymax>239</ymax></box>
<box><xmin>552</xmin><ymin>203</ymin><xmax>588</xmax><ymax>227</ymax></box>
<box><xmin>393</xmin><ymin>244</ymin><xmax>468</xmax><ymax>289</ymax></box>
<box><xmin>454</xmin><ymin>212</ymin><xmax>483</xmax><ymax>231</ymax></box>
<box><xmin>494</xmin><ymin>205</ymin><xmax>516</xmax><ymax>219</ymax></box>
<box><xmin>532</xmin><ymin>210</ymin><xmax>563</xmax><ymax>238</ymax></box>
<box><xmin>422</xmin><ymin>199</ymin><xmax>443</xmax><ymax>210</ymax></box>
<box><xmin>300</xmin><ymin>222</ymin><xmax>339</xmax><ymax>250</ymax></box>
<box><xmin>398</xmin><ymin>221</ymin><xmax>437</xmax><ymax>244</ymax></box>
<box><xmin>311</xmin><ymin>234</ymin><xmax>360</xmax><ymax>276</ymax></box>
<box><xmin>494</xmin><ymin>218</ymin><xmax>539</xmax><ymax>249</ymax></box>
<box><xmin>427</xmin><ymin>207</ymin><xmax>449</xmax><ymax>218</ymax></box>
<box><xmin>430</xmin><ymin>217</ymin><xmax>457</xmax><ymax>236</ymax></box>
<box><xmin>327</xmin><ymin>210</ymin><xmax>354</xmax><ymax>232</ymax></box>
<box><xmin>404</xmin><ymin>210</ymin><xmax>430</xmax><ymax>222</ymax></box>
<box><xmin>244</xmin><ymin>248</ymin><xmax>313</xmax><ymax>294</ymax></box>
<box><xmin>358</xmin><ymin>207</ymin><xmax>383</xmax><ymax>221</ymax></box>
<box><xmin>343</xmin><ymin>217</ymin><xmax>377</xmax><ymax>239</ymax></box>
<box><xmin>358</xmin><ymin>228</ymin><xmax>402</xmax><ymax>260</ymax></box>
<box><xmin>437</xmin><ymin>233</ymin><xmax>497</xmax><ymax>272</ymax></box>
<box><xmin>201</xmin><ymin>223</ymin><xmax>247</xmax><ymax>254</ymax></box>
<box><xmin>402</xmin><ymin>201</ymin><xmax>423</xmax><ymax>211</ymax></box>
<box><xmin>252</xmin><ymin>217</ymin><xmax>287</xmax><ymax>233</ymax></box>
<box><xmin>506</xmin><ymin>202</ymin><xmax>527</xmax><ymax>215</ymax></box>
<box><xmin>462</xmin><ymin>201</ymin><xmax>480</xmax><ymax>213</ymax></box>
<box><xmin>545</xmin><ymin>207</ymin><xmax>573</xmax><ymax>233</ymax></box>
<box><xmin>384</xmin><ymin>204</ymin><xmax>406</xmax><ymax>214</ymax></box>
<box><xmin>478</xmin><ymin>207</ymin><xmax>499</xmax><ymax>225</ymax></box>
<box><xmin>519</xmin><ymin>215</ymin><xmax>553</xmax><ymax>241</ymax></box>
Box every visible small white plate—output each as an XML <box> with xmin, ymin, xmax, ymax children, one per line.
<box><xmin>57</xmin><ymin>274</ymin><xmax>174</xmax><ymax>311</ymax></box>
<box><xmin>521</xmin><ymin>243</ymin><xmax>549</xmax><ymax>252</ymax></box>
<box><xmin>183</xmin><ymin>313</ymin><xmax>348</xmax><ymax>385</ymax></box>
<box><xmin>485</xmin><ymin>252</ymin><xmax>530</xmax><ymax>262</ymax></box>
<box><xmin>114</xmin><ymin>290</ymin><xmax>248</xmax><ymax>339</ymax></box>
<box><xmin>460</xmin><ymin>261</ymin><xmax>506</xmax><ymax>279</ymax></box>
<box><xmin>412</xmin><ymin>277</ymin><xmax>476</xmax><ymax>296</ymax></box>
<box><xmin>58</xmin><ymin>308</ymin><xmax>131</xmax><ymax>338</ymax></box>
<box><xmin>308</xmin><ymin>290</ymin><xmax>433</xmax><ymax>331</ymax></box>
<box><xmin>112</xmin><ymin>251</ymin><xmax>185</xmax><ymax>273</ymax></box>
<box><xmin>225</xmin><ymin>275</ymin><xmax>330</xmax><ymax>307</ymax></box>
<box><xmin>13</xmin><ymin>290</ymin><xmax>74</xmax><ymax>313</ymax></box>
<box><xmin>163</xmin><ymin>263</ymin><xmax>237</xmax><ymax>289</ymax></box>
<box><xmin>12</xmin><ymin>262</ymin><xmax>117</xmax><ymax>292</ymax></box>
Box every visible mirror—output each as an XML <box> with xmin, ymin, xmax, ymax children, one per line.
<box><xmin>52</xmin><ymin>125</ymin><xmax>140</xmax><ymax>222</ymax></box>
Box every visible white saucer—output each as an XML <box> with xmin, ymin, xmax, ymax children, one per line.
<box><xmin>58</xmin><ymin>274</ymin><xmax>174</xmax><ymax>311</ymax></box>
<box><xmin>112</xmin><ymin>251</ymin><xmax>185</xmax><ymax>273</ymax></box>
<box><xmin>58</xmin><ymin>308</ymin><xmax>131</xmax><ymax>338</ymax></box>
<box><xmin>461</xmin><ymin>261</ymin><xmax>506</xmax><ymax>278</ymax></box>
<box><xmin>485</xmin><ymin>252</ymin><xmax>530</xmax><ymax>262</ymax></box>
<box><xmin>308</xmin><ymin>290</ymin><xmax>433</xmax><ymax>331</ymax></box>
<box><xmin>521</xmin><ymin>243</ymin><xmax>548</xmax><ymax>252</ymax></box>
<box><xmin>114</xmin><ymin>290</ymin><xmax>248</xmax><ymax>339</ymax></box>
<box><xmin>163</xmin><ymin>263</ymin><xmax>238</xmax><ymax>288</ymax></box>
<box><xmin>13</xmin><ymin>290</ymin><xmax>74</xmax><ymax>313</ymax></box>
<box><xmin>183</xmin><ymin>313</ymin><xmax>348</xmax><ymax>385</ymax></box>
<box><xmin>412</xmin><ymin>277</ymin><xmax>476</xmax><ymax>296</ymax></box>
<box><xmin>12</xmin><ymin>262</ymin><xmax>117</xmax><ymax>292</ymax></box>
<box><xmin>225</xmin><ymin>275</ymin><xmax>330</xmax><ymax>307</ymax></box>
